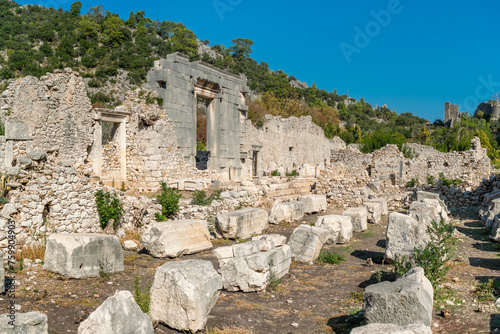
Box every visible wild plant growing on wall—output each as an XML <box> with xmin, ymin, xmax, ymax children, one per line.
<box><xmin>95</xmin><ymin>189</ymin><xmax>124</xmax><ymax>230</ymax></box>
<box><xmin>155</xmin><ymin>181</ymin><xmax>182</xmax><ymax>221</ymax></box>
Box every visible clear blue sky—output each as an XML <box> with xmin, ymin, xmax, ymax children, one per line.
<box><xmin>17</xmin><ymin>0</ymin><xmax>500</xmax><ymax>122</ymax></box>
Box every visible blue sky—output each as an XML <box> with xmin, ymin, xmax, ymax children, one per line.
<box><xmin>17</xmin><ymin>0</ymin><xmax>500</xmax><ymax>122</ymax></box>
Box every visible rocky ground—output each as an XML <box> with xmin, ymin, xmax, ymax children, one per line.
<box><xmin>1</xmin><ymin>206</ymin><xmax>499</xmax><ymax>334</ymax></box>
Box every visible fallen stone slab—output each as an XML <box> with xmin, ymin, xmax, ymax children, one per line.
<box><xmin>490</xmin><ymin>216</ymin><xmax>500</xmax><ymax>242</ymax></box>
<box><xmin>298</xmin><ymin>194</ymin><xmax>327</xmax><ymax>214</ymax></box>
<box><xmin>44</xmin><ymin>234</ymin><xmax>124</xmax><ymax>279</ymax></box>
<box><xmin>268</xmin><ymin>200</ymin><xmax>304</xmax><ymax>224</ymax></box>
<box><xmin>364</xmin><ymin>267</ymin><xmax>433</xmax><ymax>327</ymax></box>
<box><xmin>252</xmin><ymin>234</ymin><xmax>287</xmax><ymax>247</ymax></box>
<box><xmin>141</xmin><ymin>220</ymin><xmax>212</xmax><ymax>258</ymax></box>
<box><xmin>0</xmin><ymin>311</ymin><xmax>48</xmax><ymax>334</ymax></box>
<box><xmin>369</xmin><ymin>197</ymin><xmax>389</xmax><ymax>216</ymax></box>
<box><xmin>150</xmin><ymin>259</ymin><xmax>222</xmax><ymax>332</ymax></box>
<box><xmin>350</xmin><ymin>323</ymin><xmax>432</xmax><ymax>334</ymax></box>
<box><xmin>416</xmin><ymin>191</ymin><xmax>449</xmax><ymax>214</ymax></box>
<box><xmin>364</xmin><ymin>201</ymin><xmax>382</xmax><ymax>224</ymax></box>
<box><xmin>385</xmin><ymin>212</ymin><xmax>428</xmax><ymax>262</ymax></box>
<box><xmin>215</xmin><ymin>238</ymin><xmax>291</xmax><ymax>292</ymax></box>
<box><xmin>288</xmin><ymin>225</ymin><xmax>331</xmax><ymax>263</ymax></box>
<box><xmin>409</xmin><ymin>199</ymin><xmax>448</xmax><ymax>226</ymax></box>
<box><xmin>482</xmin><ymin>198</ymin><xmax>500</xmax><ymax>230</ymax></box>
<box><xmin>216</xmin><ymin>208</ymin><xmax>269</xmax><ymax>239</ymax></box>
<box><xmin>78</xmin><ymin>290</ymin><xmax>153</xmax><ymax>334</ymax></box>
<box><xmin>314</xmin><ymin>215</ymin><xmax>353</xmax><ymax>244</ymax></box>
<box><xmin>342</xmin><ymin>207</ymin><xmax>368</xmax><ymax>232</ymax></box>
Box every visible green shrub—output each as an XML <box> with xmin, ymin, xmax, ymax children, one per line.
<box><xmin>405</xmin><ymin>178</ymin><xmax>419</xmax><ymax>188</ymax></box>
<box><xmin>438</xmin><ymin>173</ymin><xmax>465</xmax><ymax>187</ymax></box>
<box><xmin>270</xmin><ymin>170</ymin><xmax>281</xmax><ymax>177</ymax></box>
<box><xmin>393</xmin><ymin>219</ymin><xmax>456</xmax><ymax>287</ymax></box>
<box><xmin>266</xmin><ymin>259</ymin><xmax>281</xmax><ymax>292</ymax></box>
<box><xmin>285</xmin><ymin>170</ymin><xmax>299</xmax><ymax>177</ymax></box>
<box><xmin>474</xmin><ymin>278</ymin><xmax>500</xmax><ymax>301</ymax></box>
<box><xmin>196</xmin><ymin>141</ymin><xmax>207</xmax><ymax>151</ymax></box>
<box><xmin>316</xmin><ymin>250</ymin><xmax>346</xmax><ymax>264</ymax></box>
<box><xmin>132</xmin><ymin>276</ymin><xmax>151</xmax><ymax>313</ymax></box>
<box><xmin>155</xmin><ymin>181</ymin><xmax>182</xmax><ymax>221</ymax></box>
<box><xmin>95</xmin><ymin>189</ymin><xmax>124</xmax><ymax>230</ymax></box>
<box><xmin>426</xmin><ymin>175</ymin><xmax>435</xmax><ymax>185</ymax></box>
<box><xmin>191</xmin><ymin>189</ymin><xmax>223</xmax><ymax>206</ymax></box>
<box><xmin>399</xmin><ymin>143</ymin><xmax>414</xmax><ymax>159</ymax></box>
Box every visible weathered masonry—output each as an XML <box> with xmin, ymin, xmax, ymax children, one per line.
<box><xmin>144</xmin><ymin>53</ymin><xmax>250</xmax><ymax>180</ymax></box>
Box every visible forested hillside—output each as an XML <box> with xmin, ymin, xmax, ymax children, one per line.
<box><xmin>1</xmin><ymin>0</ymin><xmax>499</xmax><ymax>164</ymax></box>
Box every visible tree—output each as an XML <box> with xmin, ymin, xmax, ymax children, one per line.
<box><xmin>229</xmin><ymin>38</ymin><xmax>253</xmax><ymax>59</ymax></box>
<box><xmin>101</xmin><ymin>15</ymin><xmax>126</xmax><ymax>47</ymax></box>
<box><xmin>77</xmin><ymin>16</ymin><xmax>100</xmax><ymax>40</ymax></box>
<box><xmin>70</xmin><ymin>1</ymin><xmax>82</xmax><ymax>17</ymax></box>
<box><xmin>169</xmin><ymin>27</ymin><xmax>198</xmax><ymax>58</ymax></box>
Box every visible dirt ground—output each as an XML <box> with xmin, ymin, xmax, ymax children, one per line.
<box><xmin>1</xmin><ymin>206</ymin><xmax>499</xmax><ymax>334</ymax></box>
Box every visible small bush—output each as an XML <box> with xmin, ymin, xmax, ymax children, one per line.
<box><xmin>133</xmin><ymin>276</ymin><xmax>151</xmax><ymax>313</ymax></box>
<box><xmin>192</xmin><ymin>189</ymin><xmax>223</xmax><ymax>206</ymax></box>
<box><xmin>316</xmin><ymin>250</ymin><xmax>346</xmax><ymax>264</ymax></box>
<box><xmin>196</xmin><ymin>141</ymin><xmax>207</xmax><ymax>151</ymax></box>
<box><xmin>400</xmin><ymin>143</ymin><xmax>414</xmax><ymax>159</ymax></box>
<box><xmin>155</xmin><ymin>182</ymin><xmax>182</xmax><ymax>221</ymax></box>
<box><xmin>405</xmin><ymin>178</ymin><xmax>419</xmax><ymax>188</ymax></box>
<box><xmin>285</xmin><ymin>170</ymin><xmax>299</xmax><ymax>177</ymax></box>
<box><xmin>393</xmin><ymin>219</ymin><xmax>456</xmax><ymax>287</ymax></box>
<box><xmin>475</xmin><ymin>278</ymin><xmax>500</xmax><ymax>301</ymax></box>
<box><xmin>426</xmin><ymin>175</ymin><xmax>435</xmax><ymax>185</ymax></box>
<box><xmin>266</xmin><ymin>259</ymin><xmax>281</xmax><ymax>292</ymax></box>
<box><xmin>439</xmin><ymin>173</ymin><xmax>465</xmax><ymax>187</ymax></box>
<box><xmin>95</xmin><ymin>189</ymin><xmax>124</xmax><ymax>230</ymax></box>
<box><xmin>270</xmin><ymin>170</ymin><xmax>281</xmax><ymax>177</ymax></box>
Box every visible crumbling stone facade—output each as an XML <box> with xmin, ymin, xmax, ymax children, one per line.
<box><xmin>144</xmin><ymin>53</ymin><xmax>250</xmax><ymax>181</ymax></box>
<box><xmin>444</xmin><ymin>101</ymin><xmax>460</xmax><ymax>127</ymax></box>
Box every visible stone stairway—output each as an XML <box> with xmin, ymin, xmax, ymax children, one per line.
<box><xmin>264</xmin><ymin>177</ymin><xmax>317</xmax><ymax>201</ymax></box>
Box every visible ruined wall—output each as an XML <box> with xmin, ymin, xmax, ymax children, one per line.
<box><xmin>144</xmin><ymin>52</ymin><xmax>249</xmax><ymax>180</ymax></box>
<box><xmin>242</xmin><ymin>115</ymin><xmax>334</xmax><ymax>179</ymax></box>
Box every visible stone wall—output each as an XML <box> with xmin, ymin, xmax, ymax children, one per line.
<box><xmin>241</xmin><ymin>115</ymin><xmax>334</xmax><ymax>179</ymax></box>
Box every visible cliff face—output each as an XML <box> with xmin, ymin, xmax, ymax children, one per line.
<box><xmin>475</xmin><ymin>101</ymin><xmax>500</xmax><ymax>121</ymax></box>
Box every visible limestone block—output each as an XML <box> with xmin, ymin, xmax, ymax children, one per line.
<box><xmin>350</xmin><ymin>323</ymin><xmax>432</xmax><ymax>334</ymax></box>
<box><xmin>1</xmin><ymin>204</ymin><xmax>17</xmax><ymax>218</ymax></box>
<box><xmin>123</xmin><ymin>240</ymin><xmax>138</xmax><ymax>251</ymax></box>
<box><xmin>43</xmin><ymin>234</ymin><xmax>124</xmax><ymax>279</ymax></box>
<box><xmin>483</xmin><ymin>198</ymin><xmax>500</xmax><ymax>230</ymax></box>
<box><xmin>416</xmin><ymin>191</ymin><xmax>449</xmax><ymax>213</ymax></box>
<box><xmin>370</xmin><ymin>197</ymin><xmax>389</xmax><ymax>215</ymax></box>
<box><xmin>490</xmin><ymin>216</ymin><xmax>500</xmax><ymax>242</ymax></box>
<box><xmin>215</xmin><ymin>208</ymin><xmax>269</xmax><ymax>239</ymax></box>
<box><xmin>27</xmin><ymin>151</ymin><xmax>47</xmax><ymax>161</ymax></box>
<box><xmin>5</xmin><ymin>122</ymin><xmax>31</xmax><ymax>140</ymax></box>
<box><xmin>298</xmin><ymin>195</ymin><xmax>327</xmax><ymax>214</ymax></box>
<box><xmin>268</xmin><ymin>200</ymin><xmax>304</xmax><ymax>224</ymax></box>
<box><xmin>78</xmin><ymin>291</ymin><xmax>153</xmax><ymax>334</ymax></box>
<box><xmin>364</xmin><ymin>201</ymin><xmax>382</xmax><ymax>224</ymax></box>
<box><xmin>150</xmin><ymin>259</ymin><xmax>222</xmax><ymax>332</ymax></box>
<box><xmin>409</xmin><ymin>199</ymin><xmax>448</xmax><ymax>226</ymax></box>
<box><xmin>0</xmin><ymin>251</ymin><xmax>4</xmax><ymax>293</ymax></box>
<box><xmin>251</xmin><ymin>234</ymin><xmax>287</xmax><ymax>247</ymax></box>
<box><xmin>218</xmin><ymin>242</ymin><xmax>291</xmax><ymax>292</ymax></box>
<box><xmin>314</xmin><ymin>215</ymin><xmax>353</xmax><ymax>244</ymax></box>
<box><xmin>141</xmin><ymin>220</ymin><xmax>212</xmax><ymax>258</ymax></box>
<box><xmin>385</xmin><ymin>213</ymin><xmax>428</xmax><ymax>262</ymax></box>
<box><xmin>364</xmin><ymin>267</ymin><xmax>433</xmax><ymax>326</ymax></box>
<box><xmin>288</xmin><ymin>225</ymin><xmax>331</xmax><ymax>263</ymax></box>
<box><xmin>0</xmin><ymin>311</ymin><xmax>48</xmax><ymax>334</ymax></box>
<box><xmin>342</xmin><ymin>207</ymin><xmax>368</xmax><ymax>232</ymax></box>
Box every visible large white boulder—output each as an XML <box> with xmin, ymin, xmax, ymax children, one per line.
<box><xmin>416</xmin><ymin>191</ymin><xmax>449</xmax><ymax>214</ymax></box>
<box><xmin>482</xmin><ymin>198</ymin><xmax>500</xmax><ymax>230</ymax></box>
<box><xmin>314</xmin><ymin>215</ymin><xmax>353</xmax><ymax>244</ymax></box>
<box><xmin>216</xmin><ymin>208</ymin><xmax>269</xmax><ymax>239</ymax></box>
<box><xmin>490</xmin><ymin>216</ymin><xmax>500</xmax><ymax>242</ymax></box>
<box><xmin>0</xmin><ymin>312</ymin><xmax>48</xmax><ymax>334</ymax></box>
<box><xmin>351</xmin><ymin>323</ymin><xmax>432</xmax><ymax>334</ymax></box>
<box><xmin>409</xmin><ymin>199</ymin><xmax>448</xmax><ymax>226</ymax></box>
<box><xmin>268</xmin><ymin>200</ymin><xmax>304</xmax><ymax>224</ymax></box>
<box><xmin>298</xmin><ymin>195</ymin><xmax>327</xmax><ymax>214</ymax></box>
<box><xmin>364</xmin><ymin>201</ymin><xmax>382</xmax><ymax>224</ymax></box>
<box><xmin>150</xmin><ymin>259</ymin><xmax>222</xmax><ymax>332</ymax></box>
<box><xmin>214</xmin><ymin>238</ymin><xmax>291</xmax><ymax>292</ymax></box>
<box><xmin>287</xmin><ymin>225</ymin><xmax>331</xmax><ymax>263</ymax></box>
<box><xmin>385</xmin><ymin>213</ymin><xmax>428</xmax><ymax>262</ymax></box>
<box><xmin>78</xmin><ymin>291</ymin><xmax>153</xmax><ymax>334</ymax></box>
<box><xmin>141</xmin><ymin>220</ymin><xmax>212</xmax><ymax>258</ymax></box>
<box><xmin>43</xmin><ymin>234</ymin><xmax>124</xmax><ymax>279</ymax></box>
<box><xmin>369</xmin><ymin>197</ymin><xmax>389</xmax><ymax>216</ymax></box>
<box><xmin>342</xmin><ymin>207</ymin><xmax>368</xmax><ymax>232</ymax></box>
<box><xmin>363</xmin><ymin>267</ymin><xmax>434</xmax><ymax>327</ymax></box>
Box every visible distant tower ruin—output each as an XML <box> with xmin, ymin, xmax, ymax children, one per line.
<box><xmin>444</xmin><ymin>102</ymin><xmax>460</xmax><ymax>127</ymax></box>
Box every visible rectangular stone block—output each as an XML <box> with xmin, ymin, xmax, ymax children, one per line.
<box><xmin>5</xmin><ymin>122</ymin><xmax>31</xmax><ymax>140</ymax></box>
<box><xmin>44</xmin><ymin>234</ymin><xmax>124</xmax><ymax>279</ymax></box>
<box><xmin>343</xmin><ymin>207</ymin><xmax>368</xmax><ymax>232</ymax></box>
<box><xmin>364</xmin><ymin>201</ymin><xmax>382</xmax><ymax>224</ymax></box>
<box><xmin>288</xmin><ymin>225</ymin><xmax>331</xmax><ymax>263</ymax></box>
<box><xmin>216</xmin><ymin>208</ymin><xmax>269</xmax><ymax>239</ymax></box>
<box><xmin>0</xmin><ymin>312</ymin><xmax>48</xmax><ymax>334</ymax></box>
<box><xmin>298</xmin><ymin>195</ymin><xmax>327</xmax><ymax>214</ymax></box>
<box><xmin>315</xmin><ymin>215</ymin><xmax>353</xmax><ymax>244</ymax></box>
<box><xmin>141</xmin><ymin>220</ymin><xmax>212</xmax><ymax>258</ymax></box>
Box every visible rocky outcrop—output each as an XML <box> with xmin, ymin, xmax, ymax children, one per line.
<box><xmin>363</xmin><ymin>267</ymin><xmax>433</xmax><ymax>327</ymax></box>
<box><xmin>140</xmin><ymin>220</ymin><xmax>212</xmax><ymax>258</ymax></box>
<box><xmin>150</xmin><ymin>259</ymin><xmax>222</xmax><ymax>332</ymax></box>
<box><xmin>43</xmin><ymin>234</ymin><xmax>124</xmax><ymax>279</ymax></box>
<box><xmin>77</xmin><ymin>291</ymin><xmax>153</xmax><ymax>334</ymax></box>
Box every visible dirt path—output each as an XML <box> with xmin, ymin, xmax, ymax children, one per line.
<box><xmin>1</xmin><ymin>207</ymin><xmax>499</xmax><ymax>333</ymax></box>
